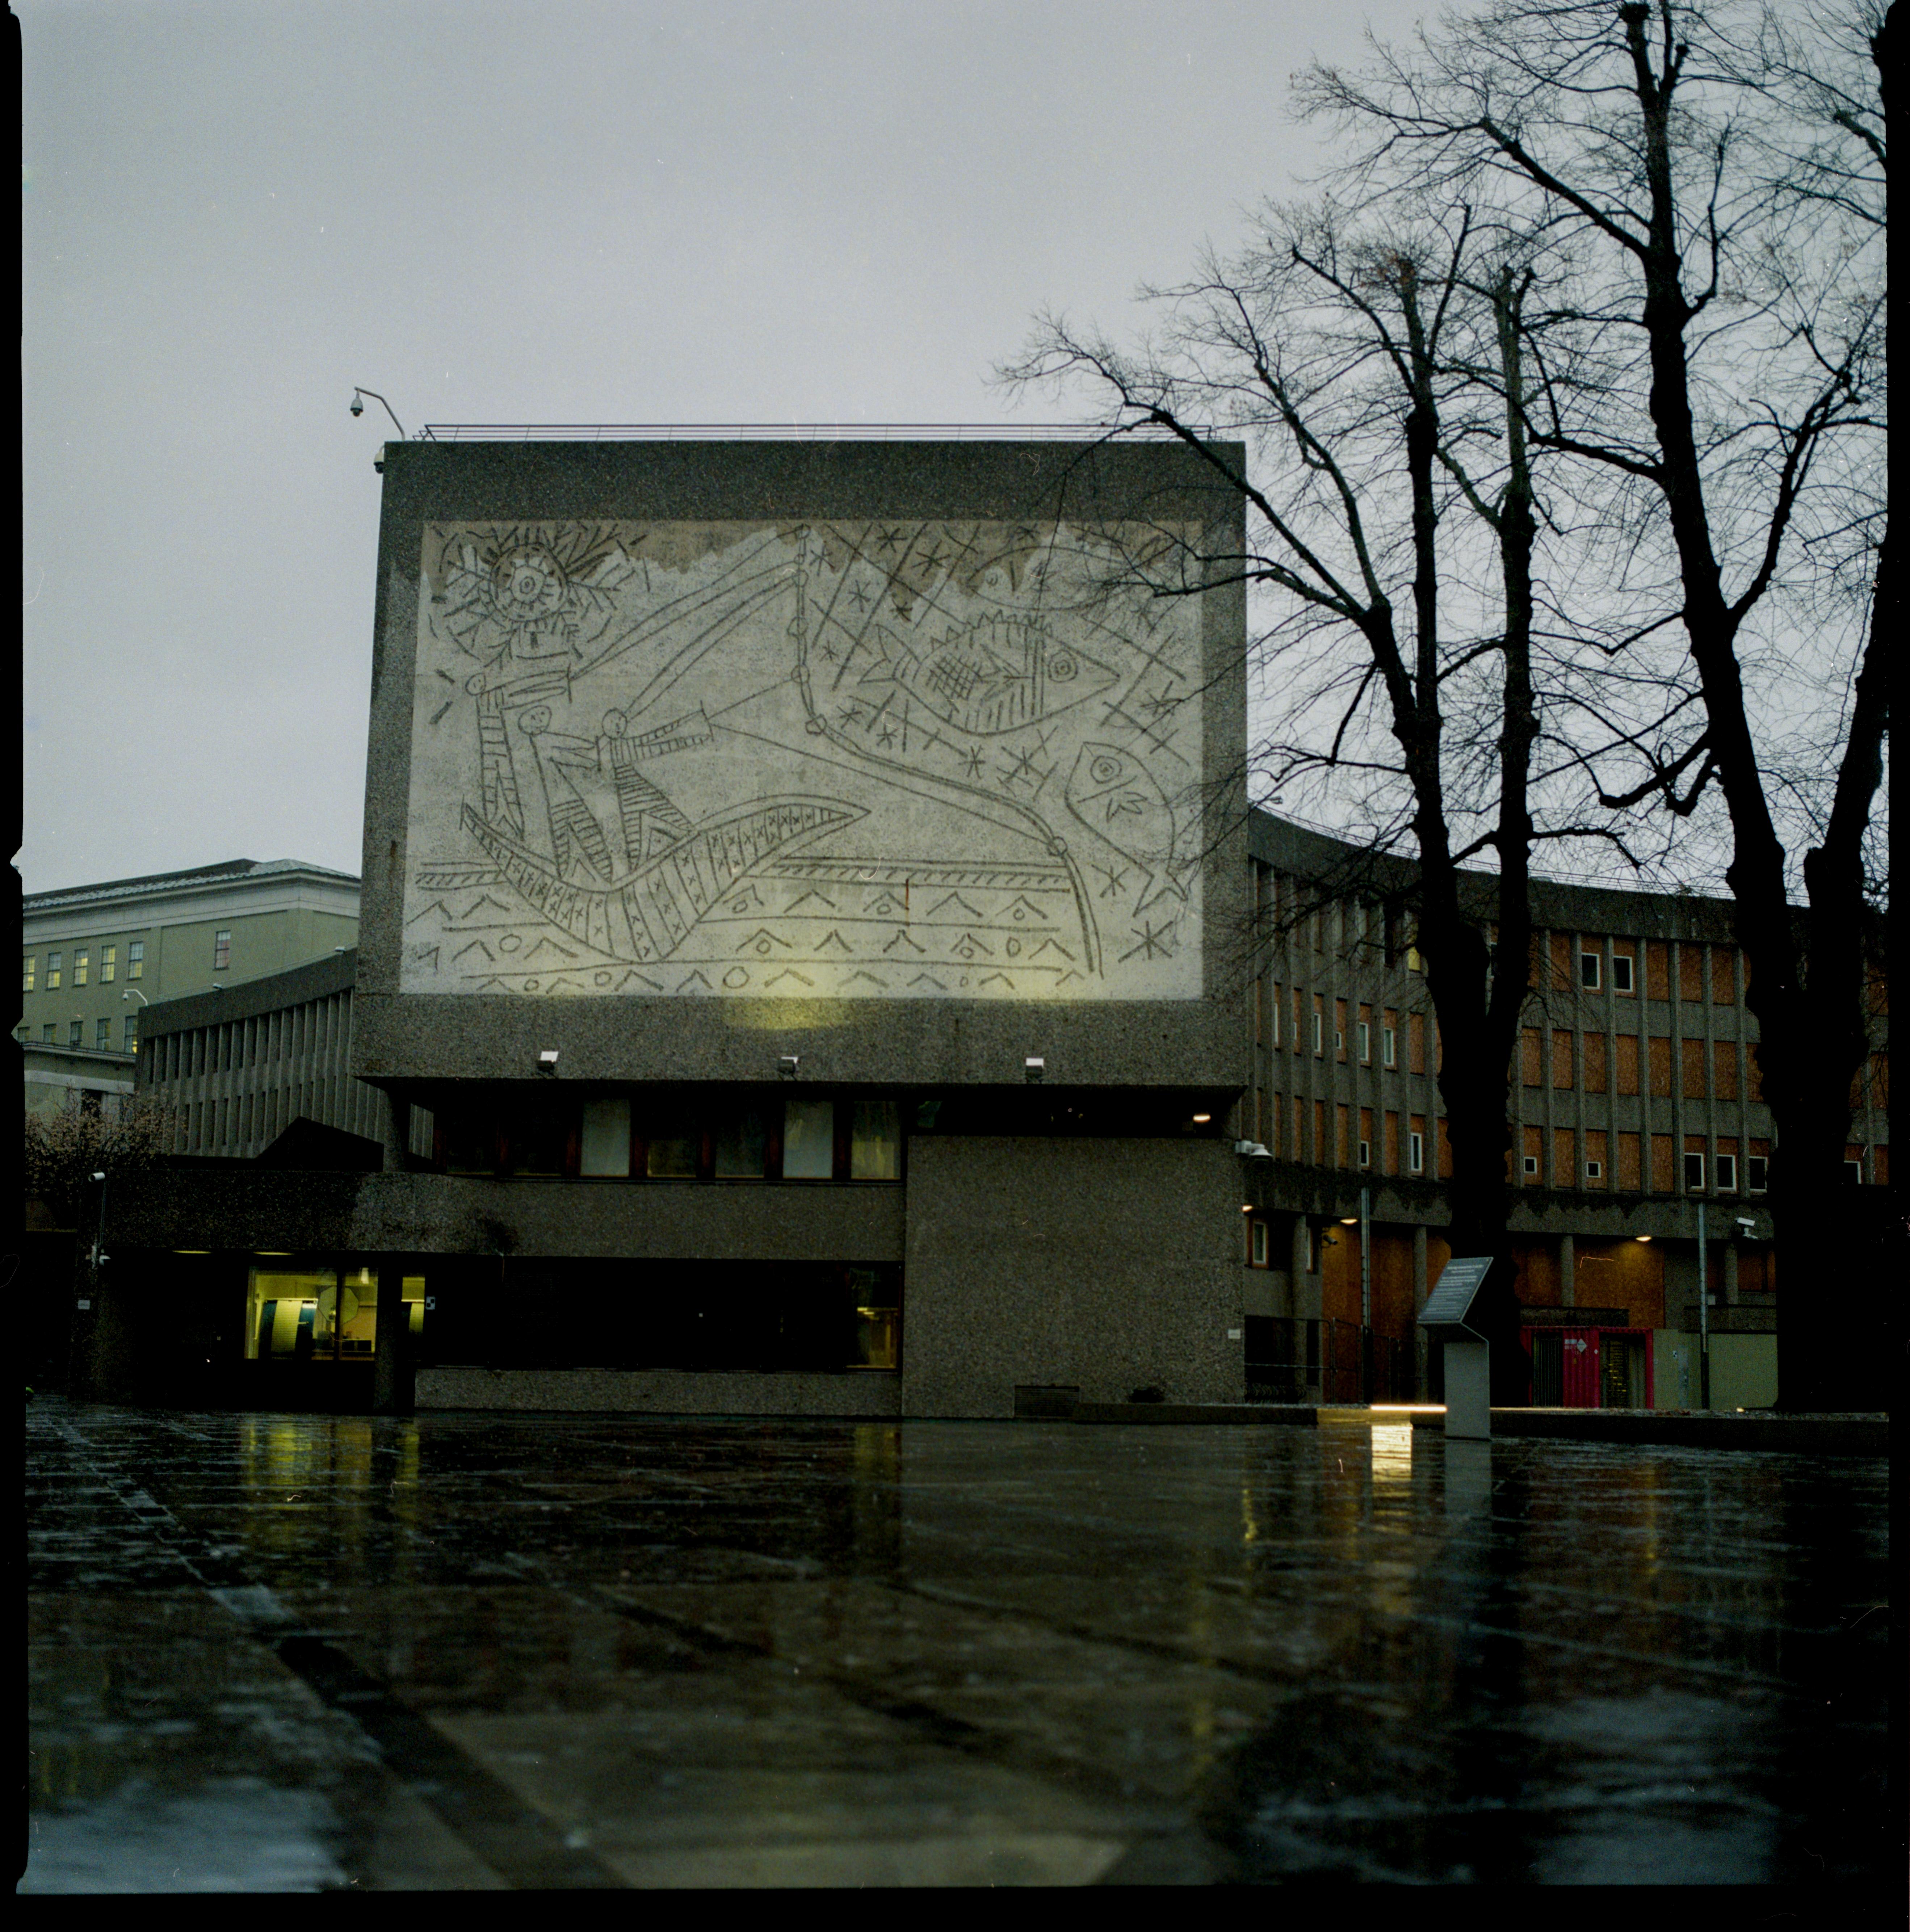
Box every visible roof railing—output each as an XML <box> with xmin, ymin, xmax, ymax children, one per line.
<box><xmin>413</xmin><ymin>421</ymin><xmax>1218</xmax><ymax>443</ymax></box>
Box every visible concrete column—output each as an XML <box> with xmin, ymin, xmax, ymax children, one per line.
<box><xmin>382</xmin><ymin>1092</ymin><xmax>411</xmax><ymax>1175</ymax></box>
<box><xmin>1560</xmin><ymin>1231</ymin><xmax>1575</xmax><ymax>1309</ymax></box>
<box><xmin>372</xmin><ymin>1255</ymin><xmax>412</xmax><ymax>1416</ymax></box>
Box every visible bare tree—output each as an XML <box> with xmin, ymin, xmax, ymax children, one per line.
<box><xmin>1300</xmin><ymin>0</ymin><xmax>1889</xmax><ymax>1406</ymax></box>
<box><xmin>24</xmin><ymin>1096</ymin><xmax>168</xmax><ymax>1231</ymax></box>
<box><xmin>1006</xmin><ymin>196</ymin><xmax>1643</xmax><ymax>1397</ymax></box>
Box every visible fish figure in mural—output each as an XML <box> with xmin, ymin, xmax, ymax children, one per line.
<box><xmin>1064</xmin><ymin>743</ymin><xmax>1188</xmax><ymax>915</ymax></box>
<box><xmin>857</xmin><ymin>616</ymin><xmax>1119</xmax><ymax>736</ymax></box>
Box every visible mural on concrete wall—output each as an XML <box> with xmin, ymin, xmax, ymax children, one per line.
<box><xmin>401</xmin><ymin>519</ymin><xmax>1208</xmax><ymax>999</ymax></box>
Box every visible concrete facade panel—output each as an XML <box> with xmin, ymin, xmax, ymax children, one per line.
<box><xmin>357</xmin><ymin>441</ymin><xmax>1248</xmax><ymax>1091</ymax></box>
<box><xmin>900</xmin><ymin>1136</ymin><xmax>1244</xmax><ymax>1417</ymax></box>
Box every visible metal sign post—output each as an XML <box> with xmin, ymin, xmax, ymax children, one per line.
<box><xmin>1418</xmin><ymin>1254</ymin><xmax>1509</xmax><ymax>1440</ymax></box>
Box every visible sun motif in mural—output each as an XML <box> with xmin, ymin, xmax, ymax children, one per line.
<box><xmin>434</xmin><ymin>522</ymin><xmax>630</xmax><ymax>669</ymax></box>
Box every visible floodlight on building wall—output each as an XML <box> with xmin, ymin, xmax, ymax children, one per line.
<box><xmin>1233</xmin><ymin>1139</ymin><xmax>1271</xmax><ymax>1158</ymax></box>
<box><xmin>778</xmin><ymin>1055</ymin><xmax>799</xmax><ymax>1080</ymax></box>
<box><xmin>1024</xmin><ymin>1057</ymin><xmax>1045</xmax><ymax>1083</ymax></box>
<box><xmin>1192</xmin><ymin>1113</ymin><xmax>1212</xmax><ymax>1124</ymax></box>
<box><xmin>537</xmin><ymin>1049</ymin><xmax>559</xmax><ymax>1075</ymax></box>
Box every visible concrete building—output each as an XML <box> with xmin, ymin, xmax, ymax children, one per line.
<box><xmin>20</xmin><ymin>857</ymin><xmax>360</xmax><ymax>1059</ymax></box>
<box><xmin>92</xmin><ymin>436</ymin><xmax>1252</xmax><ymax>1414</ymax></box>
<box><xmin>72</xmin><ymin>436</ymin><xmax>1887</xmax><ymax>1416</ymax></box>
<box><xmin>134</xmin><ymin>949</ymin><xmax>435</xmax><ymax>1163</ymax></box>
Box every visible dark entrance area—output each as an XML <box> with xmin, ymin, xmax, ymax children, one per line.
<box><xmin>426</xmin><ymin>1257</ymin><xmax>902</xmax><ymax>1374</ymax></box>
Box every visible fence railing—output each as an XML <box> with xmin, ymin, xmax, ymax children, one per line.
<box><xmin>1246</xmin><ymin>1317</ymin><xmax>1418</xmax><ymax>1405</ymax></box>
<box><xmin>414</xmin><ymin>421</ymin><xmax>1217</xmax><ymax>443</ymax></box>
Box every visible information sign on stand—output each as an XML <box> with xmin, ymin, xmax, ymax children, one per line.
<box><xmin>1418</xmin><ymin>1254</ymin><xmax>1511</xmax><ymax>1440</ymax></box>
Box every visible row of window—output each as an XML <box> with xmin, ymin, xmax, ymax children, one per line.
<box><xmin>23</xmin><ymin>942</ymin><xmax>145</xmax><ymax>991</ymax></box>
<box><xmin>17</xmin><ymin>1018</ymin><xmax>140</xmax><ymax>1051</ymax></box>
<box><xmin>433</xmin><ymin>1094</ymin><xmax>904</xmax><ymax>1183</ymax></box>
<box><xmin>1515</xmin><ymin>1148</ymin><xmax>1770</xmax><ymax>1193</ymax></box>
<box><xmin>21</xmin><ymin>931</ymin><xmax>233</xmax><ymax>994</ymax></box>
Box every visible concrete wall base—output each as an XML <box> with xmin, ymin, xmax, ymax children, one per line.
<box><xmin>416</xmin><ymin>1366</ymin><xmax>902</xmax><ymax>1416</ymax></box>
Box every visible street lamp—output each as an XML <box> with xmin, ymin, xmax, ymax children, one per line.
<box><xmin>349</xmin><ymin>387</ymin><xmax>407</xmax><ymax>437</ymax></box>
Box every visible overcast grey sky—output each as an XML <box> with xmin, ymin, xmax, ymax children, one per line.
<box><xmin>21</xmin><ymin>0</ymin><xmax>1433</xmax><ymax>893</ymax></box>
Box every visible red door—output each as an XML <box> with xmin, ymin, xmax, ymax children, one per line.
<box><xmin>1561</xmin><ymin>1327</ymin><xmax>1600</xmax><ymax>1408</ymax></box>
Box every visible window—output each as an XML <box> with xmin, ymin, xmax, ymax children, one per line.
<box><xmin>849</xmin><ymin>1100</ymin><xmax>901</xmax><ymax>1180</ymax></box>
<box><xmin>1683</xmin><ymin>1152</ymin><xmax>1706</xmax><ymax>1192</ymax></box>
<box><xmin>1584</xmin><ymin>1159</ymin><xmax>1603</xmax><ymax>1180</ymax></box>
<box><xmin>1405</xmin><ymin>945</ymin><xmax>1424</xmax><ymax>974</ymax></box>
<box><xmin>713</xmin><ymin>1105</ymin><xmax>770</xmax><ymax>1179</ymax></box>
<box><xmin>1335</xmin><ymin>1030</ymin><xmax>1345</xmax><ymax>1055</ymax></box>
<box><xmin>1714</xmin><ymin>1153</ymin><xmax>1737</xmax><ymax>1191</ymax></box>
<box><xmin>47</xmin><ymin>952</ymin><xmax>62</xmax><ymax>990</ymax></box>
<box><xmin>579</xmin><ymin>1096</ymin><xmax>632</xmax><ymax>1176</ymax></box>
<box><xmin>1747</xmin><ymin>1155</ymin><xmax>1768</xmax><ymax>1192</ymax></box>
<box><xmin>1357</xmin><ymin>1139</ymin><xmax>1371</xmax><ymax>1168</ymax></box>
<box><xmin>96</xmin><ymin>1018</ymin><xmax>111</xmax><ymax>1049</ymax></box>
<box><xmin>1579</xmin><ymin>949</ymin><xmax>1601</xmax><ymax>990</ymax></box>
<box><xmin>42</xmin><ymin>1025</ymin><xmax>55</xmax><ymax>1043</ymax></box>
<box><xmin>781</xmin><ymin>1098</ymin><xmax>835</xmax><ymax>1179</ymax></box>
<box><xmin>1357</xmin><ymin>1022</ymin><xmax>1370</xmax><ymax>1063</ymax></box>
<box><xmin>1844</xmin><ymin>1159</ymin><xmax>1863</xmax><ymax>1184</ymax></box>
<box><xmin>127</xmin><ymin>941</ymin><xmax>144</xmax><ymax>980</ymax></box>
<box><xmin>1522</xmin><ymin>1155</ymin><xmax>1539</xmax><ymax>1176</ymax></box>
<box><xmin>124</xmin><ymin>1016</ymin><xmax>138</xmax><ymax>1053</ymax></box>
<box><xmin>69</xmin><ymin>1021</ymin><xmax>83</xmax><ymax>1047</ymax></box>
<box><xmin>1382</xmin><ymin>1026</ymin><xmax>1396</xmax><ymax>1068</ymax></box>
<box><xmin>21</xmin><ymin>956</ymin><xmax>33</xmax><ymax>992</ymax></box>
<box><xmin>101</xmin><ymin>946</ymin><xmax>116</xmax><ymax>983</ymax></box>
<box><xmin>1409</xmin><ymin>1131</ymin><xmax>1423</xmax><ymax>1173</ymax></box>
<box><xmin>1250</xmin><ymin>1219</ymin><xmax>1269</xmax><ymax>1267</ymax></box>
<box><xmin>1304</xmin><ymin>1224</ymin><xmax>1319</xmax><ymax>1273</ymax></box>
<box><xmin>214</xmin><ymin>931</ymin><xmax>231</xmax><ymax>971</ymax></box>
<box><xmin>1311</xmin><ymin>1012</ymin><xmax>1323</xmax><ymax>1055</ymax></box>
<box><xmin>1611</xmin><ymin>952</ymin><xmax>1634</xmax><ymax>994</ymax></box>
<box><xmin>74</xmin><ymin>949</ymin><xmax>89</xmax><ymax>987</ymax></box>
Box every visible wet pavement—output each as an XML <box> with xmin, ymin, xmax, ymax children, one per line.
<box><xmin>23</xmin><ymin>1399</ymin><xmax>1892</xmax><ymax>1889</ymax></box>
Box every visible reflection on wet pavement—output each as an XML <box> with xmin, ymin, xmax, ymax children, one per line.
<box><xmin>24</xmin><ymin>1400</ymin><xmax>1889</xmax><ymax>1888</ymax></box>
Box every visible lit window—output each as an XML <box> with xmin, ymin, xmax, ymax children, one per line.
<box><xmin>1250</xmin><ymin>1219</ymin><xmax>1269</xmax><ymax>1267</ymax></box>
<box><xmin>127</xmin><ymin>941</ymin><xmax>144</xmax><ymax>980</ymax></box>
<box><xmin>1585</xmin><ymin>1160</ymin><xmax>1603</xmax><ymax>1180</ymax></box>
<box><xmin>1683</xmin><ymin>1152</ymin><xmax>1705</xmax><ymax>1191</ymax></box>
<box><xmin>1611</xmin><ymin>953</ymin><xmax>1634</xmax><ymax>994</ymax></box>
<box><xmin>124</xmin><ymin>1016</ymin><xmax>138</xmax><ymax>1053</ymax></box>
<box><xmin>579</xmin><ymin>1096</ymin><xmax>632</xmax><ymax>1177</ymax></box>
<box><xmin>1405</xmin><ymin>946</ymin><xmax>1424</xmax><ymax>974</ymax></box>
<box><xmin>1579</xmin><ymin>950</ymin><xmax>1601</xmax><ymax>990</ymax></box>
<box><xmin>1409</xmin><ymin>1132</ymin><xmax>1423</xmax><ymax>1173</ymax></box>
<box><xmin>781</xmin><ymin>1098</ymin><xmax>835</xmax><ymax>1179</ymax></box>
<box><xmin>1714</xmin><ymin>1154</ymin><xmax>1737</xmax><ymax>1191</ymax></box>
<box><xmin>96</xmin><ymin>1018</ymin><xmax>111</xmax><ymax>1049</ymax></box>
<box><xmin>47</xmin><ymin>952</ymin><xmax>62</xmax><ymax>990</ymax></box>
<box><xmin>1357</xmin><ymin>1022</ymin><xmax>1370</xmax><ymax>1063</ymax></box>
<box><xmin>21</xmin><ymin>956</ymin><xmax>34</xmax><ymax>992</ymax></box>
<box><xmin>101</xmin><ymin>946</ymin><xmax>116</xmax><ymax>983</ymax></box>
<box><xmin>213</xmin><ymin>931</ymin><xmax>231</xmax><ymax>971</ymax></box>
<box><xmin>849</xmin><ymin>1100</ymin><xmax>901</xmax><ymax>1180</ymax></box>
<box><xmin>74</xmin><ymin>949</ymin><xmax>89</xmax><ymax>987</ymax></box>
<box><xmin>1747</xmin><ymin>1156</ymin><xmax>1767</xmax><ymax>1192</ymax></box>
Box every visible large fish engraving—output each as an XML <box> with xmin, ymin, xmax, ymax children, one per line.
<box><xmin>1064</xmin><ymin>744</ymin><xmax>1188</xmax><ymax>915</ymax></box>
<box><xmin>858</xmin><ymin>616</ymin><xmax>1118</xmax><ymax>736</ymax></box>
